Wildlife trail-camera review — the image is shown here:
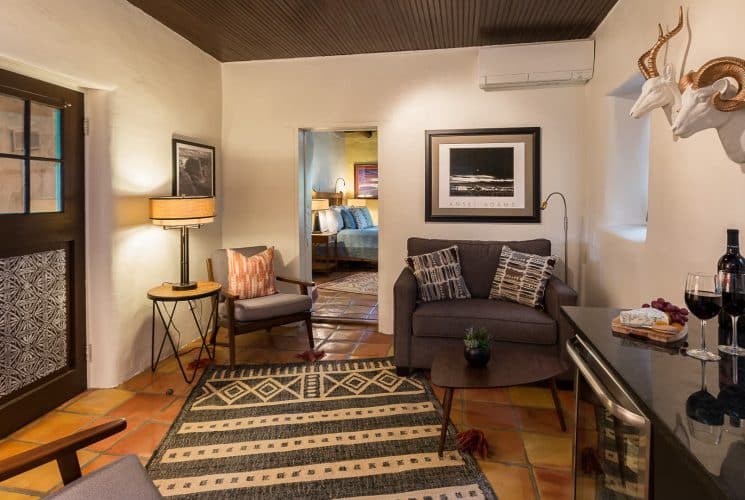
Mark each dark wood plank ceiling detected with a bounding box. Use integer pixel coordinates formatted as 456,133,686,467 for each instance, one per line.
127,0,618,62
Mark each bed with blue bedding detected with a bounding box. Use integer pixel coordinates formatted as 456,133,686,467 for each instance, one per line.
335,226,378,262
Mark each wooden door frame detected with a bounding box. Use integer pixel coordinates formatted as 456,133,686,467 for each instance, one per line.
0,68,86,436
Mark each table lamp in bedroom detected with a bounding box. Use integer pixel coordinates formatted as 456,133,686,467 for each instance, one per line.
311,198,329,233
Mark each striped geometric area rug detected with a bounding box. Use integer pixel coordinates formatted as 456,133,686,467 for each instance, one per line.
147,358,496,499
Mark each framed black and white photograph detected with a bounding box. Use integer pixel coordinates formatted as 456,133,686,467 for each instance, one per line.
425,127,540,223
172,139,215,197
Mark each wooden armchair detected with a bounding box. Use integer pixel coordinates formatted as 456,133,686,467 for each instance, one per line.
0,419,162,499
207,246,316,368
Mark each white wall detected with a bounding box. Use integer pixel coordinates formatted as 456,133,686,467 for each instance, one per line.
0,0,222,386
222,48,586,334
583,0,745,308
308,131,346,193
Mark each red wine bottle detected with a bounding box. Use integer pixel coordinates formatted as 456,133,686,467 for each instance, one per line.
718,229,745,346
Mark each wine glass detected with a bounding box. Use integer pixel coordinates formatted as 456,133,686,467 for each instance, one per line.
686,359,725,444
685,272,722,361
719,272,745,356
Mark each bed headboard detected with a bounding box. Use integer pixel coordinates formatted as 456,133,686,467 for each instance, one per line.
312,191,343,206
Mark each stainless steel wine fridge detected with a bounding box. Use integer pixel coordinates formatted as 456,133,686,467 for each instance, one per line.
567,336,652,499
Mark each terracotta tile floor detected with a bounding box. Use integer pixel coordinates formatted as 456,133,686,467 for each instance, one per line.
0,323,573,499
312,271,379,322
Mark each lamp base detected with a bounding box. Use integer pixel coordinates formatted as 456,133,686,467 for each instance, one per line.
171,281,197,291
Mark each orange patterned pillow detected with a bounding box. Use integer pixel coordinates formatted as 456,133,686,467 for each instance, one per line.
226,247,277,299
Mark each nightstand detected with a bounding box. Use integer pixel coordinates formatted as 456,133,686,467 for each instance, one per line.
312,232,338,274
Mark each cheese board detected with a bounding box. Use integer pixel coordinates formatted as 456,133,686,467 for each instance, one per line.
611,316,688,344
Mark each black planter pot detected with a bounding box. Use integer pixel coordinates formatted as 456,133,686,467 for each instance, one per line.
464,347,491,368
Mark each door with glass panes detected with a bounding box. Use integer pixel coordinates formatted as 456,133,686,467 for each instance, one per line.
0,69,85,436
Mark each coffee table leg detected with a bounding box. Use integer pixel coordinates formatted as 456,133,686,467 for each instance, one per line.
438,387,454,457
550,377,567,432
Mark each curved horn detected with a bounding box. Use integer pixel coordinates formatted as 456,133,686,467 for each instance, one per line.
647,6,684,77
638,50,651,79
678,71,695,94
691,57,745,112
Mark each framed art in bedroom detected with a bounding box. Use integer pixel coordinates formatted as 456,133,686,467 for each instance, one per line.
354,162,378,199
172,138,216,197
425,127,541,223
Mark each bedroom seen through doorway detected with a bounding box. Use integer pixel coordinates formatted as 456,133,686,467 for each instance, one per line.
299,129,379,325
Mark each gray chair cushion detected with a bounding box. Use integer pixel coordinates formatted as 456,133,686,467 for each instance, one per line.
46,455,162,500
219,292,312,322
407,238,551,299
211,246,267,293
412,298,557,345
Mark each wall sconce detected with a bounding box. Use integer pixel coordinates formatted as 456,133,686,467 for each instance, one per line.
334,177,346,193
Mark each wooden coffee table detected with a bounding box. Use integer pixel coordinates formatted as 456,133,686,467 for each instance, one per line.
431,347,567,456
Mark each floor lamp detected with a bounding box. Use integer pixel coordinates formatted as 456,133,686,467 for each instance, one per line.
540,192,568,282
149,196,216,291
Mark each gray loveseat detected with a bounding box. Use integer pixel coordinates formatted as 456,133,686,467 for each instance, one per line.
394,238,577,377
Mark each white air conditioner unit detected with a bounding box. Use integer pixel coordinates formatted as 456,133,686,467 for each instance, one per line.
478,40,595,90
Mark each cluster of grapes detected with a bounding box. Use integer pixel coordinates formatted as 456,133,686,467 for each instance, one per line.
642,298,689,325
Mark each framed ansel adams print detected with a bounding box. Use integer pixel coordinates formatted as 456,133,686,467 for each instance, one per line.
172,139,216,197
425,128,540,223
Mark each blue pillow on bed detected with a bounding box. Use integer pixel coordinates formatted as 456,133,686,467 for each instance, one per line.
351,207,371,229
359,207,374,227
338,206,356,229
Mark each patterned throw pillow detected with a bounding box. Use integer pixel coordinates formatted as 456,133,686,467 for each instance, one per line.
406,245,471,302
359,206,375,227
226,247,277,299
350,207,371,229
489,246,556,308
339,206,357,229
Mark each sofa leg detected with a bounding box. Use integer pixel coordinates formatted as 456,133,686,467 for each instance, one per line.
550,377,567,432
395,366,410,377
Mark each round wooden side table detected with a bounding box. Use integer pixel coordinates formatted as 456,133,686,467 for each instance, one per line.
147,281,221,383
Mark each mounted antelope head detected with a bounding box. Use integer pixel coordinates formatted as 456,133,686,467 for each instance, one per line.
629,7,684,123
672,57,745,163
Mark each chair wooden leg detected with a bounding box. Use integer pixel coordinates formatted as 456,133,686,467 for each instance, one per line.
550,377,567,432
57,451,82,485
305,318,315,349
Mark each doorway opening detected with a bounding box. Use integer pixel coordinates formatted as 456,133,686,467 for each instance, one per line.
299,128,378,325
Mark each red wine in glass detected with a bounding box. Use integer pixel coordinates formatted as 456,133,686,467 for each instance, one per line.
685,291,724,320
685,273,722,362
719,273,745,356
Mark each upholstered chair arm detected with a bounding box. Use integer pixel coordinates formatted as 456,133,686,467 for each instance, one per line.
544,277,578,366
0,419,126,485
276,276,315,296
394,267,418,371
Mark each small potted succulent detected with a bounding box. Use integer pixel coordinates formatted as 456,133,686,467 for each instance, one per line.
464,327,492,368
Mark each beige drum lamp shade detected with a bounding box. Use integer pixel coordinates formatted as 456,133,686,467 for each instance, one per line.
148,196,216,290
310,199,329,211
149,196,216,226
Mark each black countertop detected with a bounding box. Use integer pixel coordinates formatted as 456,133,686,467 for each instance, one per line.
563,306,745,499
